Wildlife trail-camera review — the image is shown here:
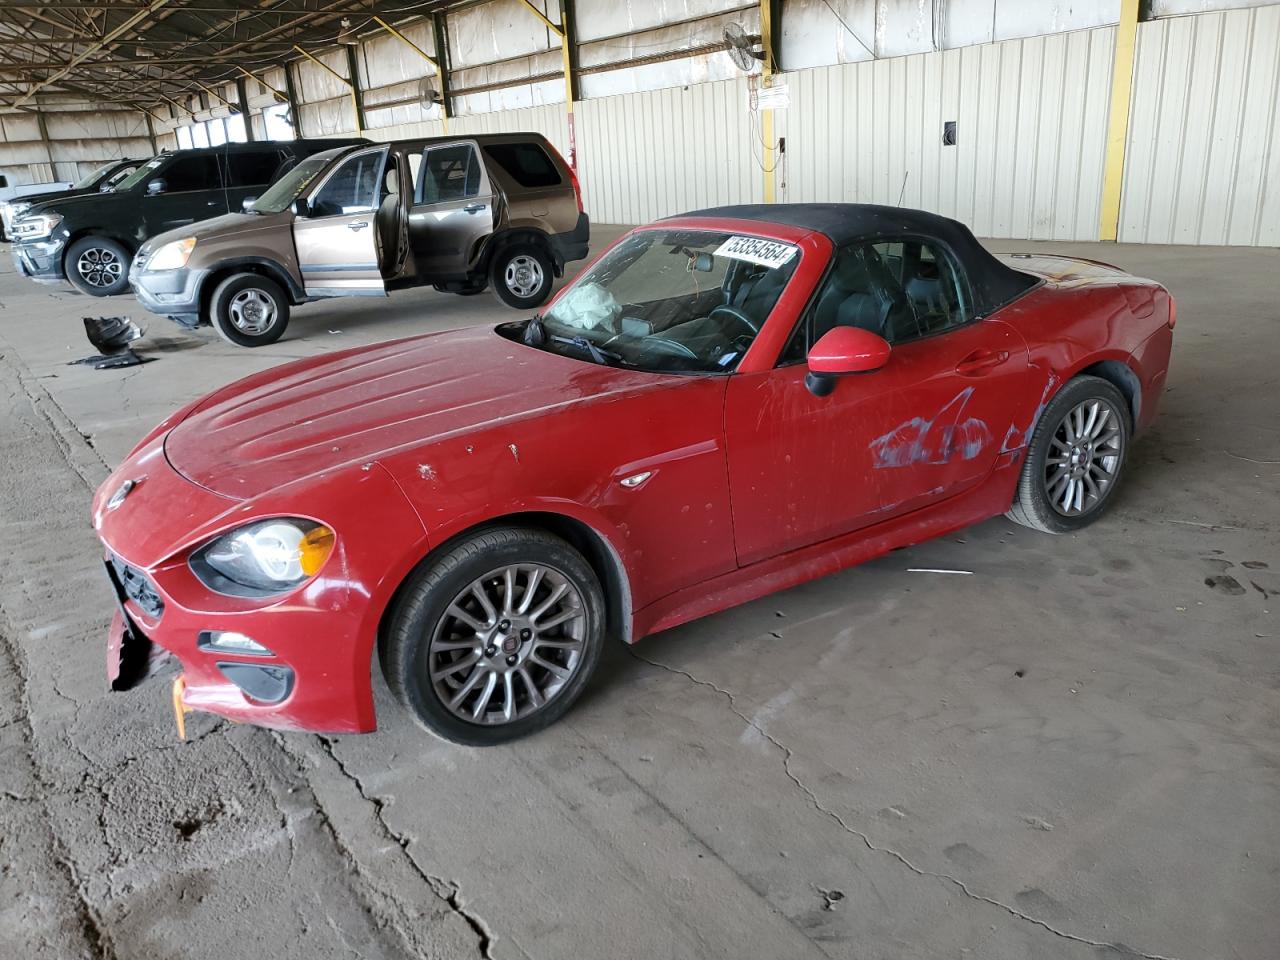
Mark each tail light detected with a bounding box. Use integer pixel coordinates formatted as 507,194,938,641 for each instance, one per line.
1167,295,1177,329
549,142,583,213
567,160,584,213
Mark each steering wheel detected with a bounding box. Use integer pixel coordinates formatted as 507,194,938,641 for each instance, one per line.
707,304,759,335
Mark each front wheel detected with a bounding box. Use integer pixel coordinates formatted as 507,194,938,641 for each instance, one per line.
66,236,131,296
490,243,554,310
1007,375,1131,534
209,273,290,347
384,527,605,745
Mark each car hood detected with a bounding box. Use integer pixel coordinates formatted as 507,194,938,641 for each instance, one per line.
164,326,670,500
141,210,291,258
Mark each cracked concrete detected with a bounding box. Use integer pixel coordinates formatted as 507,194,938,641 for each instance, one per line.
1,232,1278,959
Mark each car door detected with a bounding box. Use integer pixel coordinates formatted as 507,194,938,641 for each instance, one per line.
724,238,1029,567
293,145,389,297
140,153,225,235
407,141,495,277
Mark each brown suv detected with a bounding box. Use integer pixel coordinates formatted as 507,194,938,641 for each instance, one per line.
128,133,589,346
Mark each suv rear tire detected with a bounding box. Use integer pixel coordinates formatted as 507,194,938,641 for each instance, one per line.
209,273,290,348
490,243,554,310
66,235,131,297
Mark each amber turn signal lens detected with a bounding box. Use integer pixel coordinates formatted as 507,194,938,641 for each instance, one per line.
298,525,335,576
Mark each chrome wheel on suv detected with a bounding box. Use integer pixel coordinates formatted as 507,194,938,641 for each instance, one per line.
490,243,554,310
227,288,278,336
209,272,291,348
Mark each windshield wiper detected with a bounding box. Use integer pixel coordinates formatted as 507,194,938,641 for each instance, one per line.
550,334,622,366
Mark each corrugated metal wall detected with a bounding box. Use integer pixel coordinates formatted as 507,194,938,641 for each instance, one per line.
781,25,1116,240
1119,4,1280,245
576,77,766,224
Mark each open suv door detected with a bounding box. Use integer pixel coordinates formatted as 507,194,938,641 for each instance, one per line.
293,145,390,298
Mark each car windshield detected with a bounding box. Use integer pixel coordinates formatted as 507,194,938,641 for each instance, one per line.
514,229,800,374
114,157,166,192
251,150,340,214
73,161,119,189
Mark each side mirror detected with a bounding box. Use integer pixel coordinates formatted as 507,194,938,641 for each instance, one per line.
292,197,309,217
146,178,166,196
242,196,258,212
805,326,891,397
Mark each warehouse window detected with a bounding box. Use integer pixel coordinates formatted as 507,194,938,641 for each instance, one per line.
482,142,561,188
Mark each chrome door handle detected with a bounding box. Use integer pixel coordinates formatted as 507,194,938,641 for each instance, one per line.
348,220,370,231
463,203,486,214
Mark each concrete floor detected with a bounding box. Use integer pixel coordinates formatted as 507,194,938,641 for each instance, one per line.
0,227,1276,960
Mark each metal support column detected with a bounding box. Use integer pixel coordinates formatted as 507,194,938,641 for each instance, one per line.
433,11,453,125
35,108,57,180
1100,0,1140,241
344,44,366,135
516,0,578,170
282,60,302,138
294,45,362,136
760,0,777,203
235,76,255,141
372,14,449,132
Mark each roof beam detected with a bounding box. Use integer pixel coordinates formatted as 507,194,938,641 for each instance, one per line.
10,0,174,107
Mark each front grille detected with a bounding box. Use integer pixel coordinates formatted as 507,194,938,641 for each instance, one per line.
108,555,165,620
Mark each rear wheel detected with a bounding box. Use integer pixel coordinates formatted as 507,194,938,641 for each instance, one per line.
384,527,605,745
209,273,290,348
490,243,554,309
66,235,130,296
1007,375,1131,534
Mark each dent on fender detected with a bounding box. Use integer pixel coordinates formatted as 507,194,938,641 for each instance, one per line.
870,387,991,468
1000,369,1061,454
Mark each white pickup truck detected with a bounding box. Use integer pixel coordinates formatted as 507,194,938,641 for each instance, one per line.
0,173,76,240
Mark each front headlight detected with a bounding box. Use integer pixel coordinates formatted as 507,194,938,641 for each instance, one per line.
146,236,196,271
7,200,31,219
190,518,335,597
12,211,61,241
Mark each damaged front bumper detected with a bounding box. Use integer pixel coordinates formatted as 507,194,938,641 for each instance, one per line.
129,256,206,327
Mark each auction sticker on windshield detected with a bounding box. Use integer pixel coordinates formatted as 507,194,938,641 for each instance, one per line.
714,235,799,269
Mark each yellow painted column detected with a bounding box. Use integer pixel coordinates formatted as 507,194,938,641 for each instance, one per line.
1099,0,1140,241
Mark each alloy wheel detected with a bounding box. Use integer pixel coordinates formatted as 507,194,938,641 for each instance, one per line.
76,247,122,289
427,563,587,725
504,255,544,299
1044,398,1124,516
228,288,277,335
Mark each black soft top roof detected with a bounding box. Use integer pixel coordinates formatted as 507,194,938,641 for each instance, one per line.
679,203,1038,316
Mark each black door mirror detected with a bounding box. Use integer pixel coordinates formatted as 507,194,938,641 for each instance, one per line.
146,178,167,196
293,197,309,217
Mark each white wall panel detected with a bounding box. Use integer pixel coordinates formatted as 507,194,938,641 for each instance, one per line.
783,26,1115,240
1120,5,1280,245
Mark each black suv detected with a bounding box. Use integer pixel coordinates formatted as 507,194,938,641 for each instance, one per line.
10,139,364,296
0,158,144,241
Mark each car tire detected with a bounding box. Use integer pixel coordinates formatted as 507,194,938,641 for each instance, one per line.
65,235,131,296
209,273,290,348
384,526,606,746
490,243,554,310
1007,375,1132,534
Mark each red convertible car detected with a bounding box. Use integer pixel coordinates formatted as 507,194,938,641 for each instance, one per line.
93,204,1174,745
